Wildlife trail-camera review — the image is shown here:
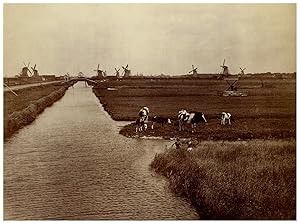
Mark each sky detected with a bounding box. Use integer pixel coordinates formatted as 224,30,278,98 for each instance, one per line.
3,3,296,77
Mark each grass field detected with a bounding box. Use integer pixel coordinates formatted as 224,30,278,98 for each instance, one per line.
93,78,295,140
151,139,296,219
4,84,68,139
4,84,63,119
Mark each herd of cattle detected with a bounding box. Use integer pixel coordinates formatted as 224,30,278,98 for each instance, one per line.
135,106,232,132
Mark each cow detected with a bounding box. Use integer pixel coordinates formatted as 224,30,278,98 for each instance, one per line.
151,116,171,129
221,112,232,125
135,118,145,132
138,106,150,131
178,109,207,131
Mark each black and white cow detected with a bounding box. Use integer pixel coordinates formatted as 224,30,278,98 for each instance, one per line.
137,106,150,131
220,112,232,125
178,109,207,131
151,116,171,129
135,118,145,132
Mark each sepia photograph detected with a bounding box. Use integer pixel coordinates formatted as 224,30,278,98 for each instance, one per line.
3,2,296,220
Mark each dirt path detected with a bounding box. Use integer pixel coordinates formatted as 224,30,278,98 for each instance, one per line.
4,81,62,92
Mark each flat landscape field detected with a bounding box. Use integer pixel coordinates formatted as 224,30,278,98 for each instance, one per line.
4,84,68,139
93,78,295,140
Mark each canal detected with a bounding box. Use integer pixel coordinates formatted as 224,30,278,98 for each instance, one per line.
4,82,198,220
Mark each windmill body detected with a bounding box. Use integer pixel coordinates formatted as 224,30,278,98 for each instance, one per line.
239,67,246,76
20,62,31,78
31,64,39,77
122,64,131,78
189,65,198,76
115,68,121,78
220,59,229,76
97,70,104,78
124,69,131,77
64,73,70,81
32,69,39,77
222,66,229,75
94,64,105,78
20,67,30,77
218,59,236,80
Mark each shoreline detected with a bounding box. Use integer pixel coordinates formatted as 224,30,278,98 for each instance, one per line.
4,84,72,139
119,121,295,141
94,95,295,141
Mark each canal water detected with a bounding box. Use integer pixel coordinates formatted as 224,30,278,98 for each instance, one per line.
4,82,198,220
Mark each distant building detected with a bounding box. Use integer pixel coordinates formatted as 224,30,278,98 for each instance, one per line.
4,77,21,86
40,75,56,81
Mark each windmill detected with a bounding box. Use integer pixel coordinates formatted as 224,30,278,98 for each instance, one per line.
20,62,32,77
31,64,39,77
189,65,198,76
64,73,70,81
122,64,131,78
94,64,104,78
220,59,229,76
115,68,121,78
239,67,246,75
216,59,247,96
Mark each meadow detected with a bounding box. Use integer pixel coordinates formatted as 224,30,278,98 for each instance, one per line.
93,77,295,140
4,84,69,139
4,84,63,119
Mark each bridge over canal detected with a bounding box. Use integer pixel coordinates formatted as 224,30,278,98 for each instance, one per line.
62,77,99,87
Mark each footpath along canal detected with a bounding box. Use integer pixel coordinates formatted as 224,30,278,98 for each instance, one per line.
4,82,198,220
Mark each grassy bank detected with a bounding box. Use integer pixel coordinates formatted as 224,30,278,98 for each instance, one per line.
4,84,64,118
150,140,296,219
4,84,70,139
119,119,295,140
